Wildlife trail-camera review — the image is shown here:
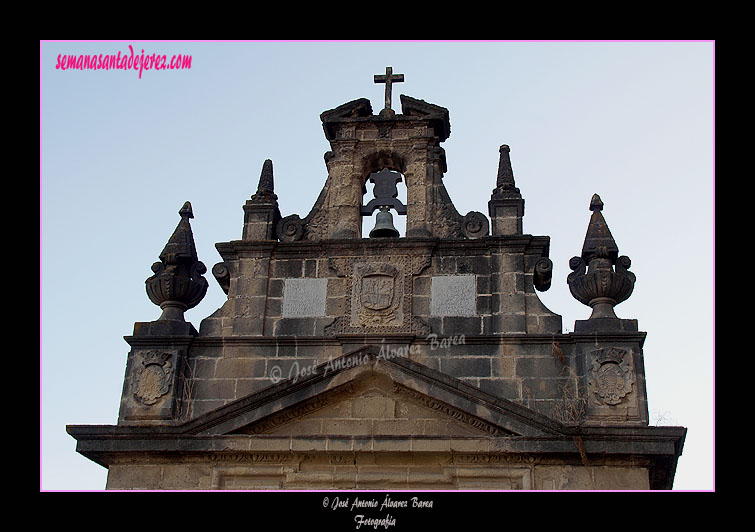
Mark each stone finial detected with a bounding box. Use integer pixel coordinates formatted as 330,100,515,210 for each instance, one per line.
567,194,635,321
581,193,618,262
250,159,278,204
243,160,282,241
145,201,208,321
491,145,521,199
488,144,524,235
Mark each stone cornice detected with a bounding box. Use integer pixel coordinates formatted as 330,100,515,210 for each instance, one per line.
213,234,551,261
66,429,686,490
188,333,647,347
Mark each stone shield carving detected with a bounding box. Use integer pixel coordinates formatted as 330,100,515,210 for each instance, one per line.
588,347,634,406
360,274,395,311
325,254,431,336
133,350,174,406
353,263,402,326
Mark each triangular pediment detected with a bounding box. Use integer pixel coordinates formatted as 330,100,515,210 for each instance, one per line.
181,347,566,439
230,371,507,437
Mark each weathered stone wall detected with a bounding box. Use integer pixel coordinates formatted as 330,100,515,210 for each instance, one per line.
119,227,648,432
153,235,648,427
105,452,650,490
174,336,647,426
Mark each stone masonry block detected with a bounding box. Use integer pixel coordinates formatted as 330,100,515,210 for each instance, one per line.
234,378,270,398
352,396,396,418
268,279,284,297
107,464,163,490
478,378,521,399
441,357,492,378
442,317,483,336
192,379,236,401
214,358,266,379
274,318,316,336
516,356,566,378
520,377,569,400
273,259,303,278
413,276,431,294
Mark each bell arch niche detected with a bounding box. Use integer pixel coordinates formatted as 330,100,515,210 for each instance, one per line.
360,151,408,238
275,94,488,242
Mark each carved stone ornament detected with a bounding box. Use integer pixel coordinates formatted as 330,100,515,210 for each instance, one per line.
463,211,490,239
277,214,305,242
353,262,403,327
587,347,635,406
145,202,208,321
133,350,174,406
533,257,553,292
325,255,431,336
567,195,635,319
212,262,230,295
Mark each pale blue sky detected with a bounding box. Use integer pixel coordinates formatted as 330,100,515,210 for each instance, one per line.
40,40,714,491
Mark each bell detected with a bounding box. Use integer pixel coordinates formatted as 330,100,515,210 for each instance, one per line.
369,207,400,238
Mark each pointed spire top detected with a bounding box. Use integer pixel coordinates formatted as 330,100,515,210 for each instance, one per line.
497,145,514,185
491,144,521,199
179,201,194,219
258,159,274,194
160,201,199,263
589,193,604,212
146,201,208,320
251,159,278,203
581,193,618,262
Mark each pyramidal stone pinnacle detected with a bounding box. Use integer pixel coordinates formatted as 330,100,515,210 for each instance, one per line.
492,144,521,198
581,193,618,262
251,159,277,203
179,200,194,218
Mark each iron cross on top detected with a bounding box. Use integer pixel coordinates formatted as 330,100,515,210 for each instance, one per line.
374,66,404,115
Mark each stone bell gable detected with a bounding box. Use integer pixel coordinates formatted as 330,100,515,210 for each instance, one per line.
277,93,484,242
67,68,685,490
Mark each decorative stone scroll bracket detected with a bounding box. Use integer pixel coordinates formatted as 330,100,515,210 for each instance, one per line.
276,184,329,242
462,211,490,239
533,257,553,292
212,262,231,295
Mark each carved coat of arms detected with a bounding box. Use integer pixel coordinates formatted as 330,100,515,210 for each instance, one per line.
588,347,635,406
360,274,395,310
352,262,403,327
132,350,173,406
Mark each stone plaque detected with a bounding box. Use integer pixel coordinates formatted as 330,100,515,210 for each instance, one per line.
431,275,476,316
282,278,328,317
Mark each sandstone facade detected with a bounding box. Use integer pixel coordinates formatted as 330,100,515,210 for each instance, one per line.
68,71,685,490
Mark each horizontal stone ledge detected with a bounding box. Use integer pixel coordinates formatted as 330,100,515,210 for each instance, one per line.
191,337,345,347
69,432,685,460
215,235,551,255
124,334,197,347
191,333,635,347
192,334,624,347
